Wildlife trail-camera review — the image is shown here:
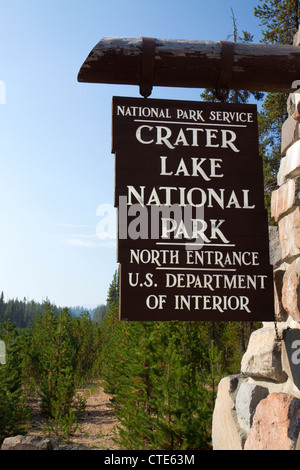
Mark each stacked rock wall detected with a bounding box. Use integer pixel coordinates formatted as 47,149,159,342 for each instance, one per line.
212,29,300,451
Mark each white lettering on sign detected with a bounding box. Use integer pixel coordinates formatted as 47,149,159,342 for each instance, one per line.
135,125,240,152
165,273,267,290
177,109,205,121
161,218,230,243
174,294,251,313
209,110,254,123
113,97,273,321
160,156,224,179
126,185,255,210
117,105,171,119
129,249,260,268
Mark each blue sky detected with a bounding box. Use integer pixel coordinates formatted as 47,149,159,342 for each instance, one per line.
0,0,265,308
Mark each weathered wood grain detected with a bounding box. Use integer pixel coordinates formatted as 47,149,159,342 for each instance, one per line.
78,37,300,93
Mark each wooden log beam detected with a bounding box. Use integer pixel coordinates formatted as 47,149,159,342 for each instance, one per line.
77,37,300,94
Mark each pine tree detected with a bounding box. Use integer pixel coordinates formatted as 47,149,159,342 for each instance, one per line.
92,304,107,325
28,302,85,436
107,270,119,306
102,319,213,450
36,305,75,417
201,10,264,104
254,1,300,220
72,311,101,384
100,271,261,450
254,0,299,45
0,321,30,442
258,93,288,219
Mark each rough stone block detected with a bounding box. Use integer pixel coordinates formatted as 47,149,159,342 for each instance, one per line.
278,207,300,262
269,225,282,268
287,91,300,118
282,257,300,323
241,326,288,383
1,435,53,450
297,433,300,450
278,140,300,186
287,94,295,117
212,375,246,450
271,177,300,222
244,393,300,450
235,383,269,432
282,329,300,391
273,264,288,322
294,102,300,122
277,156,287,187
281,117,300,156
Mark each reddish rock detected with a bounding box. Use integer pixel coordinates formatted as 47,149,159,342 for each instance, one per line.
244,393,300,450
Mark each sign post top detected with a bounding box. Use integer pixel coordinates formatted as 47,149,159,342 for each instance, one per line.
78,37,299,94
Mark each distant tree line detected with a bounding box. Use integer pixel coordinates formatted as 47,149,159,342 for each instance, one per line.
0,291,107,329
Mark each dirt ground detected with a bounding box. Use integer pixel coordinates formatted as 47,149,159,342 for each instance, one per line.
28,381,121,450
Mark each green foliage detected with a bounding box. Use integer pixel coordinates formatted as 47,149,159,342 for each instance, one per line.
0,293,59,329
0,293,103,440
201,12,278,220
0,269,260,448
107,270,119,306
99,293,256,450
0,322,30,442
0,292,5,324
254,0,300,222
92,304,107,325
37,305,77,419
200,13,264,105
15,301,101,438
254,0,300,45
202,4,299,222
72,311,102,383
29,302,102,436
258,93,288,221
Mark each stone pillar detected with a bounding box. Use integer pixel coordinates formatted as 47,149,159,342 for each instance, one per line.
212,28,300,451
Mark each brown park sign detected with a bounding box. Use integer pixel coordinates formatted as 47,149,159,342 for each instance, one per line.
112,96,274,321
